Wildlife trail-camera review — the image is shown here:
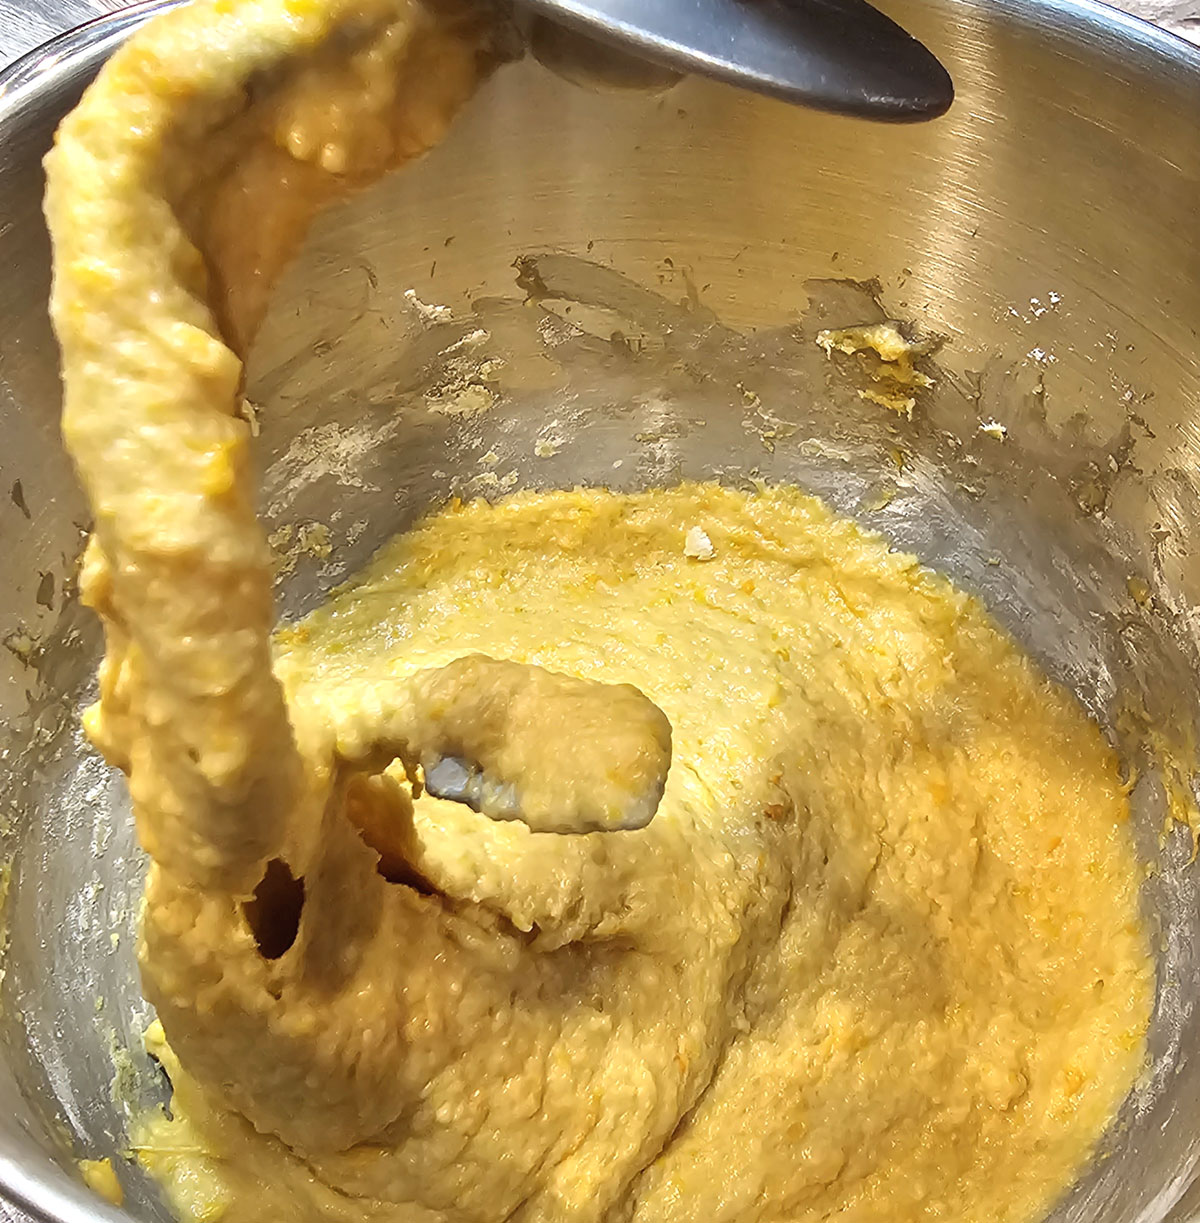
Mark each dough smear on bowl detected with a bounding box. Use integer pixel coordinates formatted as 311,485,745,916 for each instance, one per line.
43,1,1153,1222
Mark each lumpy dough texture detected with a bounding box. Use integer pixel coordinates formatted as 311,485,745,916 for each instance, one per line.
135,483,1152,1223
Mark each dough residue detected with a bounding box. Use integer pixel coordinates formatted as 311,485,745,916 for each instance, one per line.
78,1157,124,1207
817,321,934,419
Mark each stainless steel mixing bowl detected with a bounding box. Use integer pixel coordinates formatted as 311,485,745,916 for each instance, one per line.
4,2,1200,1221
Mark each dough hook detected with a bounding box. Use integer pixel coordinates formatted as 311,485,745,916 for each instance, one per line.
522,0,954,121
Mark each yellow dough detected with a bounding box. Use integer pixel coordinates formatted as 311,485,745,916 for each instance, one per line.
42,1,1152,1221
131,482,1151,1223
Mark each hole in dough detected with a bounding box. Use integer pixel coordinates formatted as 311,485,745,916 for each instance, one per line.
244,858,306,959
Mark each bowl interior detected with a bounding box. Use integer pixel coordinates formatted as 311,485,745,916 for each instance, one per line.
4,3,1200,1221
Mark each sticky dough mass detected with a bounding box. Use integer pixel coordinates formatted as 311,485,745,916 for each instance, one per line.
133,483,1150,1223
42,2,1151,1222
